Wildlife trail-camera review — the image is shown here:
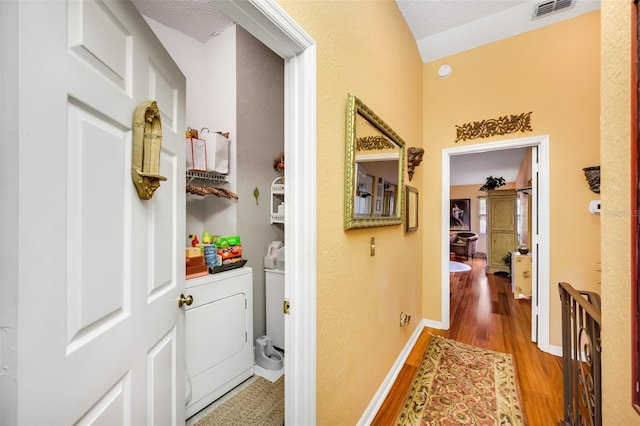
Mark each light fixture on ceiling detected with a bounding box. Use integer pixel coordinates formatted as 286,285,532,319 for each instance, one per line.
438,64,452,78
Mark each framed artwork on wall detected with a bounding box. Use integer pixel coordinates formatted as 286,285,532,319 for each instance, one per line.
450,198,470,231
405,185,418,233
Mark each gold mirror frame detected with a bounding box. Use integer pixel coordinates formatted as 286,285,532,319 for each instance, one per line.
345,93,405,230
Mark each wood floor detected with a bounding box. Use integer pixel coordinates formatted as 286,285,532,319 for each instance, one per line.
371,256,563,426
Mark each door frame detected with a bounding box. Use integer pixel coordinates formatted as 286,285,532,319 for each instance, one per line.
211,1,317,424
0,1,20,423
441,135,552,354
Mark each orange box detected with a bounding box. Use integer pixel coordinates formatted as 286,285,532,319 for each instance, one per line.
186,264,208,275
186,262,208,280
217,245,242,261
186,256,204,266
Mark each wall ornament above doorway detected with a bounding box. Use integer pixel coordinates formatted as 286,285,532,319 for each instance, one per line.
455,112,533,142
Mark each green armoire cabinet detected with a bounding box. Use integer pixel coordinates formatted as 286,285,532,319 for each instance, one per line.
487,189,517,274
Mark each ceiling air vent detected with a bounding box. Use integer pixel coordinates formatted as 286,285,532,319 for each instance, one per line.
532,0,575,19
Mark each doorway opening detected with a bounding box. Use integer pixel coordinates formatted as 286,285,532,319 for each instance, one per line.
136,2,318,424
193,4,318,425
442,136,552,354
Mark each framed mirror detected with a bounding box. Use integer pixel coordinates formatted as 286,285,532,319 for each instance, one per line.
345,93,406,230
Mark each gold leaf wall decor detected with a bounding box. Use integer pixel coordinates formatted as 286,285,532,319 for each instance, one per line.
455,112,533,142
356,135,396,151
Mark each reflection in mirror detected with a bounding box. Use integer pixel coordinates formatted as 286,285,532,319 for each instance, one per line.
345,93,405,230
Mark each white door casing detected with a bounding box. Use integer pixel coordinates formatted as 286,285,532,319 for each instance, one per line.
441,136,551,353
2,0,186,424
213,2,318,424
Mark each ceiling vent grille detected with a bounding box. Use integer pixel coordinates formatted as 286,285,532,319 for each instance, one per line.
532,0,575,19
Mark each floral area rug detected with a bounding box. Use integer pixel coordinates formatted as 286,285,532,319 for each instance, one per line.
396,336,526,426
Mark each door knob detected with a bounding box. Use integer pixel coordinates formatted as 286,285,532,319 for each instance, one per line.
178,294,193,308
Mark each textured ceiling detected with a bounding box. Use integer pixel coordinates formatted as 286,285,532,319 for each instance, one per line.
397,0,530,40
132,0,601,61
450,148,529,186
396,0,600,62
132,0,234,43
131,0,599,186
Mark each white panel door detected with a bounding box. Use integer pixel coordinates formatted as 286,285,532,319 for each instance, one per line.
15,1,185,424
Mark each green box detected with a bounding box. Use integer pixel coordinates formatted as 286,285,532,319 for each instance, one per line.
215,235,241,247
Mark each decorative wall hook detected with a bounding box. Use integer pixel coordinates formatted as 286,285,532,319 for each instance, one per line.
131,100,166,200
583,166,600,193
407,147,424,181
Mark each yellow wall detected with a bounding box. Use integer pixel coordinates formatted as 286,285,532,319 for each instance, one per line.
277,1,423,423
515,148,533,189
422,12,602,345
275,2,638,423
600,1,637,423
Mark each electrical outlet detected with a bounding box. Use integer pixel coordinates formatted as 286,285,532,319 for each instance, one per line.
400,312,411,326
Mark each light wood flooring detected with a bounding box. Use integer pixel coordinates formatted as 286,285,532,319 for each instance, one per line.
371,256,563,426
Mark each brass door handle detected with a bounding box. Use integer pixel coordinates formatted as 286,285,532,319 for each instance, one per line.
178,294,193,308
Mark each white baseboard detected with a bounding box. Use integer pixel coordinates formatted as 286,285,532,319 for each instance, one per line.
545,344,562,357
357,319,428,425
423,318,448,330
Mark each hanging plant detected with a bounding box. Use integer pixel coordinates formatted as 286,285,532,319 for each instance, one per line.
479,176,506,191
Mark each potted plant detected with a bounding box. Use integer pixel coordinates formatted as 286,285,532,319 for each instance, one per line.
479,176,506,191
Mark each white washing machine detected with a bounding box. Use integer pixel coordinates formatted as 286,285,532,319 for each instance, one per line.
265,268,285,350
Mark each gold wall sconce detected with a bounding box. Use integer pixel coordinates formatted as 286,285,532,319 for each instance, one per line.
131,100,166,200
407,147,424,181
583,166,600,193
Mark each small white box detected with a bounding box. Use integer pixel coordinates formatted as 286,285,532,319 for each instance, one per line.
186,137,206,171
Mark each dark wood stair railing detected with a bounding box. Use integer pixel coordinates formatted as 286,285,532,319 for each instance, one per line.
558,282,602,426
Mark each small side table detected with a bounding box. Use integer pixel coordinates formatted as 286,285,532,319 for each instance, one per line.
511,252,532,299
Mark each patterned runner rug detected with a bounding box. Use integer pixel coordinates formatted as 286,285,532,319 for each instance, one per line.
396,336,526,425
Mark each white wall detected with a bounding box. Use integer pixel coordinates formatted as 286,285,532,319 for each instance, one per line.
144,17,237,239
235,25,285,338
143,17,285,341
200,27,239,236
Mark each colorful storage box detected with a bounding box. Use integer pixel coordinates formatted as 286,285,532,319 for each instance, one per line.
215,235,241,248
186,256,204,266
